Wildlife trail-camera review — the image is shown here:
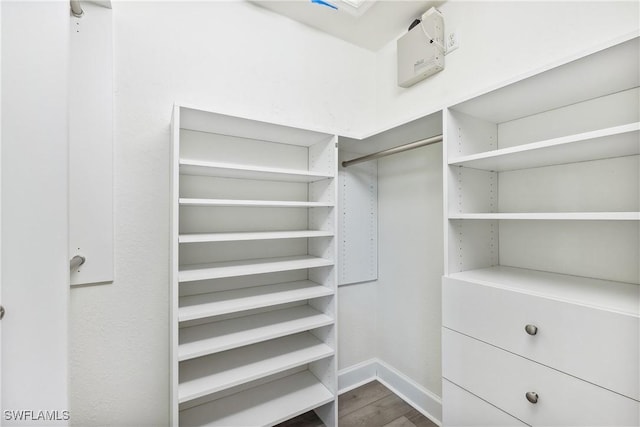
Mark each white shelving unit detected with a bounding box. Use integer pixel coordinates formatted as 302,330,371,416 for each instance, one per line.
445,36,640,279
442,35,640,425
171,105,338,426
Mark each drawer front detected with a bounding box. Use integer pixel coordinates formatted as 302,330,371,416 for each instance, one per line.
442,276,639,400
443,328,640,427
443,379,528,427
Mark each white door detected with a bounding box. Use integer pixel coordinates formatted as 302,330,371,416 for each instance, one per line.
1,1,70,425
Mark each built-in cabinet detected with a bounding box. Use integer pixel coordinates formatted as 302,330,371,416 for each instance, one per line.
170,106,338,426
442,35,640,425
168,34,639,427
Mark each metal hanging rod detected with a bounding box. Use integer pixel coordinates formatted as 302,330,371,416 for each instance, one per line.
70,0,84,18
341,134,443,167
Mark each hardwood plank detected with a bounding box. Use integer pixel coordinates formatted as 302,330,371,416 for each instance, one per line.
276,410,324,427
339,394,414,427
338,380,393,418
277,380,439,427
383,416,417,427
405,408,439,427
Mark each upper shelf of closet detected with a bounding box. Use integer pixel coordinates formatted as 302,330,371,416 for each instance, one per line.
446,36,639,175
448,123,639,171
450,37,639,125
176,104,335,184
178,105,332,147
450,212,640,221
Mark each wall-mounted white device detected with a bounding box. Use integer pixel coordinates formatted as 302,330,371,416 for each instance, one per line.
397,7,444,88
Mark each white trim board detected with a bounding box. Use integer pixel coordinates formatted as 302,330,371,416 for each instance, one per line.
338,359,442,426
337,359,379,393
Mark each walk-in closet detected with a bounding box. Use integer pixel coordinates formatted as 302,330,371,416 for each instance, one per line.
1,1,638,426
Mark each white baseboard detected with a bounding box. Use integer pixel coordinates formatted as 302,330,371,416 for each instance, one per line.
337,358,378,393
338,358,442,426
375,360,442,426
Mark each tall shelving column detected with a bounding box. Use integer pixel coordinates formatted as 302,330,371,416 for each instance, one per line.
441,34,640,426
171,106,338,427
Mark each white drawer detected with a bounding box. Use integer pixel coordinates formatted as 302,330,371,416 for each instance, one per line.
443,276,639,400
443,379,528,427
443,328,639,427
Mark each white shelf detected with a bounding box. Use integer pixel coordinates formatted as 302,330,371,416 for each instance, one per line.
448,123,640,171
450,37,639,123
179,198,334,208
449,212,640,221
447,266,640,316
179,280,333,323
179,255,334,283
179,370,334,427
178,305,333,361
178,333,333,403
179,230,333,243
179,159,333,182
179,105,332,147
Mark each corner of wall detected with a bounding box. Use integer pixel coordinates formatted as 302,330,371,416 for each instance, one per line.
338,358,443,426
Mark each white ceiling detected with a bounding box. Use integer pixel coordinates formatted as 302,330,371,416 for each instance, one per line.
248,0,444,51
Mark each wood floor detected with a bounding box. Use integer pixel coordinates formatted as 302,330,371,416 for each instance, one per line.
276,381,438,427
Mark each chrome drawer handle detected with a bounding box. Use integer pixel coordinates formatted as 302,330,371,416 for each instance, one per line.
525,324,538,335
526,391,539,404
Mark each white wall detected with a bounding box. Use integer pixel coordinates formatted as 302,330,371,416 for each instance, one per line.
338,282,377,368
68,2,375,425
372,1,640,133
376,143,443,395
371,0,639,399
1,1,70,422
